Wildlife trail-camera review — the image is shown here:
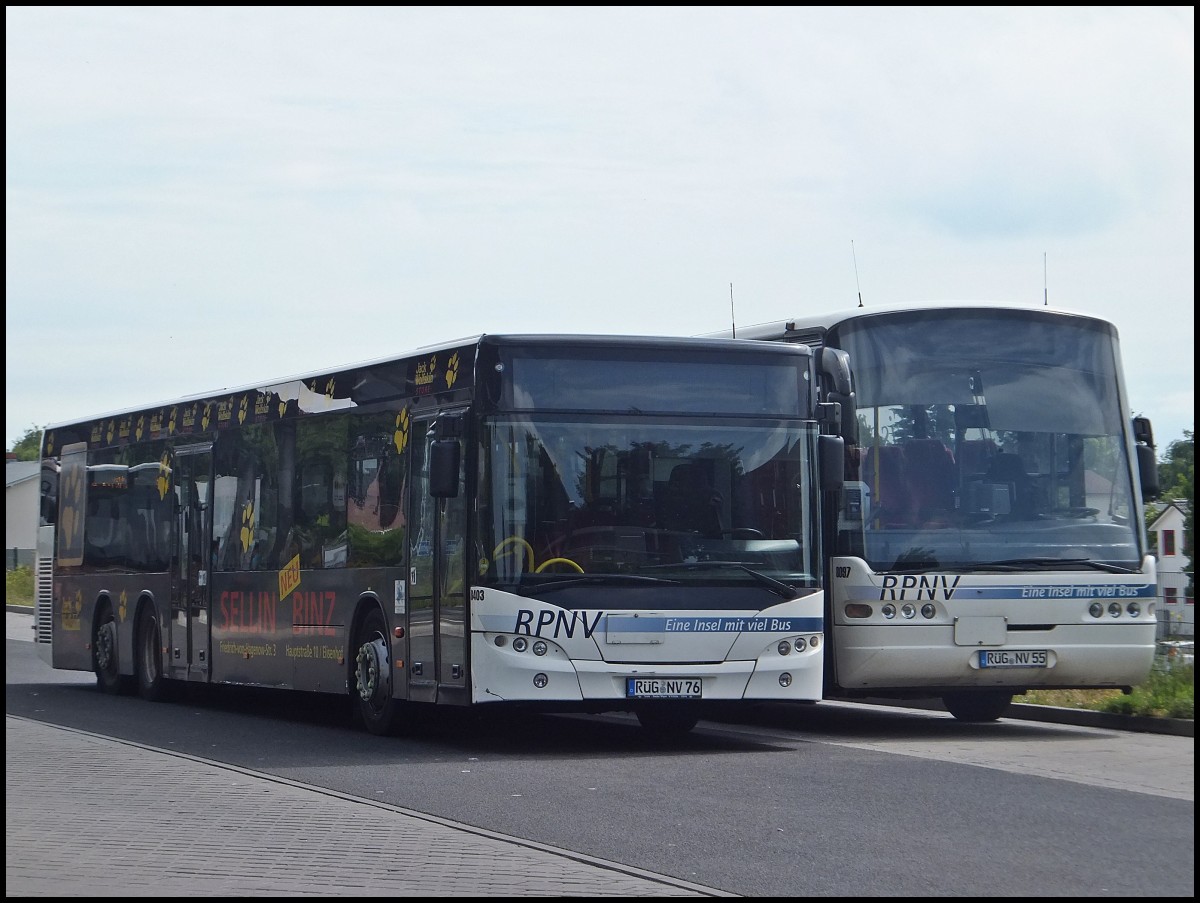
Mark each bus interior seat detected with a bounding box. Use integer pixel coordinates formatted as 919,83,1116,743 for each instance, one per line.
861,445,914,527
903,438,956,523
985,453,1036,518
957,438,997,478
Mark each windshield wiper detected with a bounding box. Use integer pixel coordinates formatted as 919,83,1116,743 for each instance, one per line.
955,558,1137,574
519,574,682,595
650,561,802,600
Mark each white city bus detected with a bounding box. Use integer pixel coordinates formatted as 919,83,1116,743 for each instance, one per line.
35,333,844,735
709,302,1160,721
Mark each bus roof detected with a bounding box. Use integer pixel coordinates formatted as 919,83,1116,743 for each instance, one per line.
40,332,812,443
703,299,1118,342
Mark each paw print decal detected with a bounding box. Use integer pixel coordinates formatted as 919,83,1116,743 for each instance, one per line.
118,589,128,622
238,394,250,424
156,453,171,500
394,408,410,455
60,464,84,551
446,351,460,388
240,502,255,553
62,589,83,631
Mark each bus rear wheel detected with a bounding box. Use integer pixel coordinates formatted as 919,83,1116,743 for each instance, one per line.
136,605,169,702
93,604,133,696
942,690,1013,722
354,608,402,736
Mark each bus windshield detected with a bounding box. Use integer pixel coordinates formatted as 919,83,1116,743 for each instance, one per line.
478,416,821,595
834,308,1143,571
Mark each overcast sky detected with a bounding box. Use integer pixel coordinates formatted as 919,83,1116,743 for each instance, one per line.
6,6,1194,453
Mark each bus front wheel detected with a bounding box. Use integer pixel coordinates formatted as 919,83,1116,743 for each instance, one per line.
942,690,1013,722
354,608,402,736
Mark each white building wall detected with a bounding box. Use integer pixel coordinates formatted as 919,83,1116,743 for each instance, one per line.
5,463,39,568
1151,503,1193,638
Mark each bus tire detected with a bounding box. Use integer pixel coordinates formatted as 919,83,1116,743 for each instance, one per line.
635,704,700,736
93,603,133,696
942,690,1013,722
136,604,169,702
353,607,402,736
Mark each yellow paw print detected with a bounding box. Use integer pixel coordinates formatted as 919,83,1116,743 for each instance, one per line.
156,453,171,500
394,408,410,455
240,502,255,553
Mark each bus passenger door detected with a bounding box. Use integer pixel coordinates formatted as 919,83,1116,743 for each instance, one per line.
171,445,212,682
407,415,468,704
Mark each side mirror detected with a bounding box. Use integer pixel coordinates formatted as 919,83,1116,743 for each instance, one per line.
818,347,857,444
1132,416,1158,501
819,435,845,493
1137,444,1159,501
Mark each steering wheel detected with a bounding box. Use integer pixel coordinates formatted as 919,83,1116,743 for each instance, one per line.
492,536,535,570
535,557,584,574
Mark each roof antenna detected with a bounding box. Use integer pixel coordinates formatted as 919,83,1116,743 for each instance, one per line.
730,282,736,337
1043,252,1048,306
851,240,864,307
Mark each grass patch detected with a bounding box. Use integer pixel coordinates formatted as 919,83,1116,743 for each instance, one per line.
1020,662,1194,719
6,566,34,606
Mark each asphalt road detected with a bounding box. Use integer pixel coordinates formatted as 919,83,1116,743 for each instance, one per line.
6,609,1193,897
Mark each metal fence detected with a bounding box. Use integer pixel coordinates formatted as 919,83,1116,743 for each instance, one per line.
6,548,35,570
1157,607,1195,640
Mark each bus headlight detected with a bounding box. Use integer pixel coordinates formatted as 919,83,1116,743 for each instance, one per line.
513,637,529,652
901,603,916,619
921,604,936,619
1089,602,1105,619
794,636,807,652
777,640,792,656
533,673,548,688
882,604,897,619
778,672,792,687
1108,602,1121,618
532,640,548,656
1126,602,1141,617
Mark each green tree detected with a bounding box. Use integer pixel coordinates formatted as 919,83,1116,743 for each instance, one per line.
9,425,42,461
1158,429,1194,502
1149,429,1194,596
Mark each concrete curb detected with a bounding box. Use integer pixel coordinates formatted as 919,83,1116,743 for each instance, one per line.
851,694,1194,737
1006,702,1193,736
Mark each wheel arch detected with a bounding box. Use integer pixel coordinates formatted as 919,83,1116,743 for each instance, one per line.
132,592,165,661
346,592,390,689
